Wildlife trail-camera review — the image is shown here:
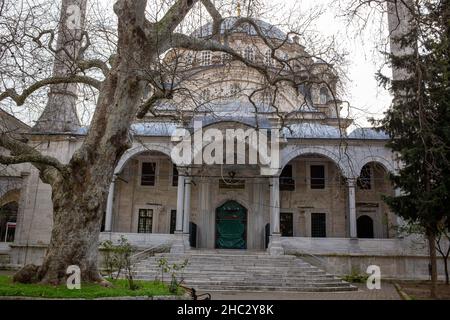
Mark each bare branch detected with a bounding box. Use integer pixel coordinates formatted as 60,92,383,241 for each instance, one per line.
0,75,102,106
0,133,66,184
136,90,173,119
201,0,223,39
157,0,198,35
77,59,110,76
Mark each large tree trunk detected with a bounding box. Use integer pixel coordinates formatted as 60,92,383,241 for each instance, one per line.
14,0,199,285
38,177,108,284
14,0,152,285
427,233,438,298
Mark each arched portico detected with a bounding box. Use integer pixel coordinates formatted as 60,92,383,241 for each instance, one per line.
280,145,355,178
104,142,184,234
357,156,396,176
114,143,174,175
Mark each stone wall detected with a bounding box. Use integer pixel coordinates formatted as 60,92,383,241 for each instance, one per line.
282,237,450,280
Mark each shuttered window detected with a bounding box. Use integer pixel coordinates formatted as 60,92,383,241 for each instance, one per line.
310,165,325,189
141,162,156,186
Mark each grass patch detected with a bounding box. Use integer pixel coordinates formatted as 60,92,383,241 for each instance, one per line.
0,275,182,299
341,272,369,284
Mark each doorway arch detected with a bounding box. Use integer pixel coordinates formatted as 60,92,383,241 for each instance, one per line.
215,200,248,249
357,215,374,239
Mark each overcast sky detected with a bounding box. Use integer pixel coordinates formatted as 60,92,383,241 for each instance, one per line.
4,0,393,129
271,0,393,128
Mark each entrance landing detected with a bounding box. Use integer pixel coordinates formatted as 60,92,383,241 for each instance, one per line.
133,251,357,292
187,249,268,255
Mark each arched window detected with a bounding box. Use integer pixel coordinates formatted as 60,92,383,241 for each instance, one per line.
244,47,254,62
201,51,212,66
264,49,273,66
221,52,232,64
262,91,273,107
319,87,330,104
0,202,18,242
358,164,372,190
201,88,211,101
185,52,194,65
357,215,374,238
230,83,241,95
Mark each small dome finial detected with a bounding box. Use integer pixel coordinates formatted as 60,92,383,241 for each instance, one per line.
237,1,241,17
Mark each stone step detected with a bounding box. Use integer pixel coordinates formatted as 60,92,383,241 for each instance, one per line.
189,285,357,292
135,266,320,273
134,271,327,279
131,252,356,292
134,272,339,280
139,262,312,268
182,280,351,287
135,277,345,285
152,254,298,261
144,258,303,264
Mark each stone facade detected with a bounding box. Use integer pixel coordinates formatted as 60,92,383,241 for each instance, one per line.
1,15,446,280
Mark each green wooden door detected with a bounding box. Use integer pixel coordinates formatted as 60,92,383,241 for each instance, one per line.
215,201,247,249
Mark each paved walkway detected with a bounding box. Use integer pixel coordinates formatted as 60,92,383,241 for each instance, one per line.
200,283,401,300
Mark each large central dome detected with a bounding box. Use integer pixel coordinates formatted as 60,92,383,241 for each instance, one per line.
191,17,288,41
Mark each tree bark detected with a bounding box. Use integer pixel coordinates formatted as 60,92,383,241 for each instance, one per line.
38,187,105,284
17,0,152,285
12,0,220,285
427,233,438,298
444,257,449,285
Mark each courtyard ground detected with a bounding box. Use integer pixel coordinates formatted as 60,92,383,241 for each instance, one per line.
397,281,450,300
198,283,402,300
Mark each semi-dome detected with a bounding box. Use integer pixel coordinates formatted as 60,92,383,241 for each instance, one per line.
191,17,288,41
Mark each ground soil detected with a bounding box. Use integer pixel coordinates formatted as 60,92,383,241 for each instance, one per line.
398,281,450,300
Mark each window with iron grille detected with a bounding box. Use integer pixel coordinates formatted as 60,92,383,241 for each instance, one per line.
222,52,232,64
201,51,211,66
172,165,179,187
138,209,153,233
280,165,295,191
170,210,177,234
264,49,274,66
357,165,372,190
310,165,325,189
280,213,294,237
141,162,156,186
244,47,255,62
311,213,326,237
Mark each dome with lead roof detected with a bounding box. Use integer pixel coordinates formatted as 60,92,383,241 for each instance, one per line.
191,17,289,41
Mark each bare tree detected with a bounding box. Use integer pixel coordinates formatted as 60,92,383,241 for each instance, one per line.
0,0,346,284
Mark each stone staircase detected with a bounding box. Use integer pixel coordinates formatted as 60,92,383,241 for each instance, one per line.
133,250,357,292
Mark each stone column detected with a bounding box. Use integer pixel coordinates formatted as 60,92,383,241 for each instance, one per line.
104,175,117,232
268,177,284,255
175,175,185,232
270,177,280,234
183,177,192,233
198,179,212,248
347,178,357,238
171,174,186,254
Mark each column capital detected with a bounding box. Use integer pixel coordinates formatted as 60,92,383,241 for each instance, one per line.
347,178,357,187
